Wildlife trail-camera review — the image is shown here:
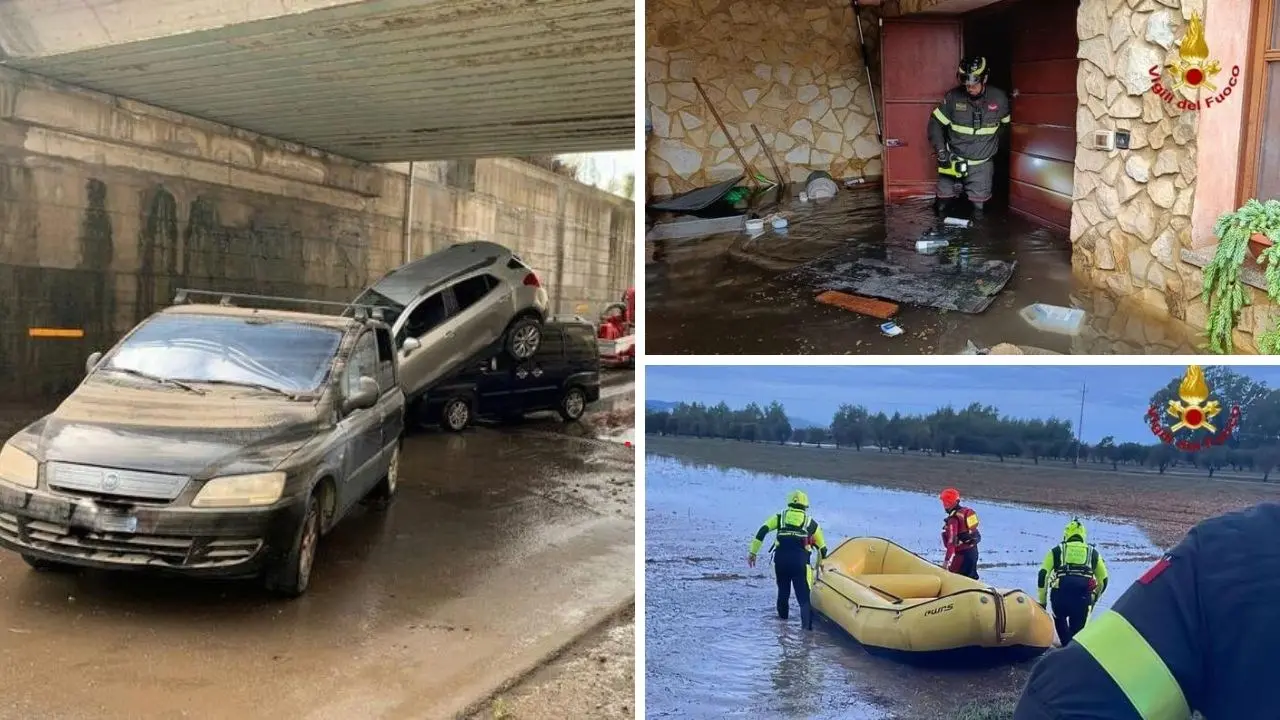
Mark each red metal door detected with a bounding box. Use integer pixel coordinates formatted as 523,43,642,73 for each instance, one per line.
1007,0,1078,230
880,18,964,203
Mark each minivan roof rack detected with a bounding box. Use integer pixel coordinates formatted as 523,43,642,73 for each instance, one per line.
171,288,387,323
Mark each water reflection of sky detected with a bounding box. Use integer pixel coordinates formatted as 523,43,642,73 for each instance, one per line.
645,456,1161,720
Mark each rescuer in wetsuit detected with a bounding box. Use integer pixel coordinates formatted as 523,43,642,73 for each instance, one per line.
1014,502,1280,719
927,55,1012,216
1037,518,1110,646
748,490,828,630
940,487,981,579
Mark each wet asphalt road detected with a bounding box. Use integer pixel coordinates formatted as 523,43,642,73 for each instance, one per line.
0,372,634,720
644,455,1159,720
646,186,1202,355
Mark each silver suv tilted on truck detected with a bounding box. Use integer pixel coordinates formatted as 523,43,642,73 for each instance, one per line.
0,290,405,597
350,241,551,405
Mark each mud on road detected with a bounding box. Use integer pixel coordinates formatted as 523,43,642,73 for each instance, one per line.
0,374,635,720
646,435,1280,548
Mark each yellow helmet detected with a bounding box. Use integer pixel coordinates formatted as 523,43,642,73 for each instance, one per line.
1063,518,1087,542
787,490,809,508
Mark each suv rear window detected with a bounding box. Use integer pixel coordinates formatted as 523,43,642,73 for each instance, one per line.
564,325,595,348
539,325,565,358
452,274,497,312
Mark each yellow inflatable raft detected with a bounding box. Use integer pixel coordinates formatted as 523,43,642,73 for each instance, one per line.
811,537,1054,664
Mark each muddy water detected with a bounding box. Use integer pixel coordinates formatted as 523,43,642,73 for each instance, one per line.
644,456,1161,720
645,187,1202,355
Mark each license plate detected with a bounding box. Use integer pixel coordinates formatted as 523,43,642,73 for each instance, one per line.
94,511,138,534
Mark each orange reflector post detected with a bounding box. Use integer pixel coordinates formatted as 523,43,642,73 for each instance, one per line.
28,328,85,339
815,291,898,319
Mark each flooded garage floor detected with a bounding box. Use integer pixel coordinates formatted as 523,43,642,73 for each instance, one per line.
0,376,635,720
645,187,1203,355
644,456,1160,720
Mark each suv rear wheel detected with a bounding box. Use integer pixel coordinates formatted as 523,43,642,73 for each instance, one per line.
442,396,472,432
559,386,587,422
506,316,542,360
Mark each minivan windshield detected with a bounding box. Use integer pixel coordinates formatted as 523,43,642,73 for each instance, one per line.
102,314,344,394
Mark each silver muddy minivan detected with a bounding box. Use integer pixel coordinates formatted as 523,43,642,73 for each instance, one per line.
351,241,550,402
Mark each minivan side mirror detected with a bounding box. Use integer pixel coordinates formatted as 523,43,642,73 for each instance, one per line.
85,351,103,375
343,376,379,414
402,337,422,356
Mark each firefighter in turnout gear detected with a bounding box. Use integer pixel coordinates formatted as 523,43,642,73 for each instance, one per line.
1037,518,1110,646
940,488,981,579
927,55,1012,215
1015,502,1280,719
748,490,828,630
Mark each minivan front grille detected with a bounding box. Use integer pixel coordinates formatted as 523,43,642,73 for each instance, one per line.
47,462,188,502
0,513,262,568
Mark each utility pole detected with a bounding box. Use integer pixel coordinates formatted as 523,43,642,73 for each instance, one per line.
1075,382,1087,467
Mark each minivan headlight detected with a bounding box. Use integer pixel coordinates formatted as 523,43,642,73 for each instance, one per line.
0,444,38,489
192,472,286,508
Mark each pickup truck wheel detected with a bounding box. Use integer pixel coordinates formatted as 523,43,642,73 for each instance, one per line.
506,316,542,360
442,397,472,432
22,554,75,572
264,492,321,598
559,386,587,421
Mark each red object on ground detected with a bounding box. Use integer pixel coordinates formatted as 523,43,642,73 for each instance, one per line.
598,287,635,367
815,290,898,319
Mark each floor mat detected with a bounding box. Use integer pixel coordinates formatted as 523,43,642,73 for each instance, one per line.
647,176,743,213
788,247,1017,314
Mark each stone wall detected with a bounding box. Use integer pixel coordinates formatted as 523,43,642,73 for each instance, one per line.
0,68,634,403
645,0,883,196
1068,0,1205,339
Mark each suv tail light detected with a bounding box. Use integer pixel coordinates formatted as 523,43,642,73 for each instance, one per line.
523,272,541,288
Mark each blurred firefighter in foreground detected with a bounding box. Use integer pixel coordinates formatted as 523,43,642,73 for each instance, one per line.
940,487,981,579
1037,518,1110,646
1015,502,1280,719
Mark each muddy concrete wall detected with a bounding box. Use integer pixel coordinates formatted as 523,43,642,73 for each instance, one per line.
403,159,635,317
645,0,883,196
0,68,634,404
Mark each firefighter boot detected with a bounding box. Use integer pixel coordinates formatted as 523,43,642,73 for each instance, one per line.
800,603,814,631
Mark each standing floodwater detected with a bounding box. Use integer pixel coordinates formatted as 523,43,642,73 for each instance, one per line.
644,456,1161,719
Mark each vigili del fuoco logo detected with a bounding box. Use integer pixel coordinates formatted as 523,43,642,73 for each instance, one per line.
1147,12,1241,112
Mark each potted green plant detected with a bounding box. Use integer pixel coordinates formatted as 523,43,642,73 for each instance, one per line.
1203,198,1280,353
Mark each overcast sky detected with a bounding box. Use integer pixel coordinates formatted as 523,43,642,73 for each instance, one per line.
646,365,1280,444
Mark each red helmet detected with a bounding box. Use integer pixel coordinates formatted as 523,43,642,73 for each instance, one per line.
940,487,961,508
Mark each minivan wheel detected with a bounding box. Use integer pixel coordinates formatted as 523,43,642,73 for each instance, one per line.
442,397,472,432
559,386,587,422
368,442,400,509
506,316,542,360
264,492,321,598
22,554,75,572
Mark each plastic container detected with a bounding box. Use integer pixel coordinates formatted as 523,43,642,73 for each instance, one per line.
916,239,949,253
944,216,972,228
745,218,765,233
771,216,789,230
804,170,839,200
880,321,905,337
1019,303,1086,335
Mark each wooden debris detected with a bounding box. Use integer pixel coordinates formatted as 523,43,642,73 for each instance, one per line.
815,290,899,319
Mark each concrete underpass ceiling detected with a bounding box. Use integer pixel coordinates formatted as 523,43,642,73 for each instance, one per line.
0,0,634,162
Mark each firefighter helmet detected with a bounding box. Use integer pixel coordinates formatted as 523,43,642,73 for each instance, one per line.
958,55,989,85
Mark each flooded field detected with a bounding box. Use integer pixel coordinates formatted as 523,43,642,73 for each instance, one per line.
644,455,1160,719
645,187,1202,355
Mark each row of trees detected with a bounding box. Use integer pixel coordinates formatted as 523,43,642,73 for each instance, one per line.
645,367,1280,480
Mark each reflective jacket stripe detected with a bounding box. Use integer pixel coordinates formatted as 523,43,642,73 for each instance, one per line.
950,124,1000,136
932,107,951,125
1074,610,1191,720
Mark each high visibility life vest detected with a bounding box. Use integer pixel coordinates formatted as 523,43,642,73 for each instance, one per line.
777,508,810,540
1074,610,1191,720
1054,540,1099,580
